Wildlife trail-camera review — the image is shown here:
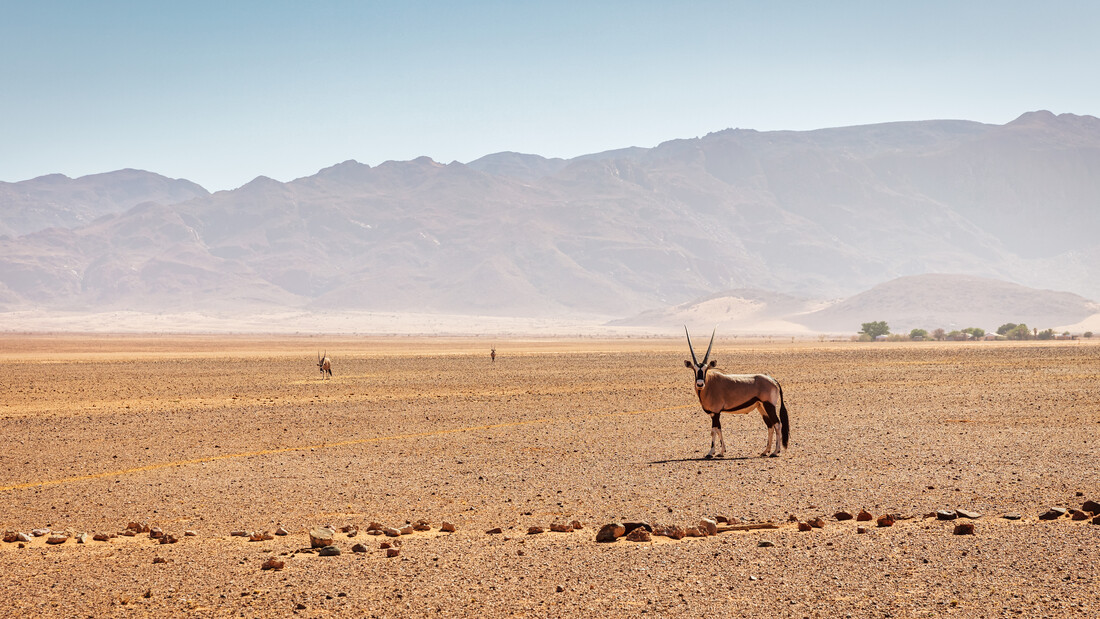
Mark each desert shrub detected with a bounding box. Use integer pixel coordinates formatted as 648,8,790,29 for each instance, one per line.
1036,329,1055,340
909,328,929,340
859,321,890,338
997,323,1018,336
1085,331,1094,339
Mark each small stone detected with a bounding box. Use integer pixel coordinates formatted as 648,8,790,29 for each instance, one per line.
16,532,32,543
346,528,359,538
1070,509,1089,521
571,520,584,530
149,527,164,539
956,509,982,519
527,526,544,535
685,527,705,537
250,531,273,542
120,529,136,537
876,515,895,528
274,527,288,536
340,524,355,533
595,523,625,543
953,522,975,535
386,548,400,558
757,540,775,547
152,557,167,564
352,543,367,553
623,522,652,534
413,520,432,531
295,603,307,610
856,509,873,522
550,523,573,533
727,517,742,525
230,530,248,537
808,517,825,529
318,545,341,557
310,527,336,548
486,527,503,535
46,534,68,545
936,510,957,520
440,522,456,533
556,585,564,593
1002,513,1022,520
398,525,414,536
2,531,18,543
1092,515,1100,525
367,522,383,531
380,541,391,549
856,526,868,534
31,528,50,537
184,530,197,537
1082,500,1100,514
383,528,401,537
834,511,853,521
797,522,812,532
625,527,651,542
93,532,111,542
1039,507,1067,521
126,522,146,533
699,518,718,536
261,557,285,570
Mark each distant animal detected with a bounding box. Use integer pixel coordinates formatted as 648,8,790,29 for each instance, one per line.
317,351,332,379
490,348,496,363
684,327,789,458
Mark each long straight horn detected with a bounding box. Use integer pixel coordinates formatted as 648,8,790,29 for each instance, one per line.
684,325,699,366
701,327,716,365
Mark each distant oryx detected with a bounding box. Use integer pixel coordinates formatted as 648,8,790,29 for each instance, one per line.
684,327,789,458
490,348,496,363
317,351,332,380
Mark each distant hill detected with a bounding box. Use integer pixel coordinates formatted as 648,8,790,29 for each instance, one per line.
1,111,1099,322
0,169,209,237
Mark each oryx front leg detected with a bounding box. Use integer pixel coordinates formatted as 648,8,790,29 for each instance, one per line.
768,421,783,457
705,412,725,459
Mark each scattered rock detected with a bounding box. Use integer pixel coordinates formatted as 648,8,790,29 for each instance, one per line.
46,534,68,545
340,524,355,533
527,526,544,535
295,603,307,610
856,526,868,534
856,509,873,522
15,532,32,543
727,517,742,525
1082,500,1100,514
556,585,564,593
595,523,625,543
808,517,825,529
623,522,652,534
662,525,686,540
876,515,895,528
352,543,367,553
383,528,402,537
788,514,799,522
261,557,285,570
936,510,958,521
184,530,197,537
699,518,718,536
685,527,705,537
486,527,503,535
413,520,432,531
571,520,583,530
93,532,111,542
2,531,18,543
757,540,775,547
953,522,975,535
346,528,359,538
1070,509,1090,521
367,522,383,531
397,525,413,535
318,545,341,557
440,522,456,533
834,511,853,521
386,548,400,558
1092,515,1100,525
250,531,273,542
229,530,248,537
956,509,982,519
380,541,391,549
152,557,166,564
625,527,651,542
1002,513,1022,520
159,534,178,544
127,522,148,533
1039,507,1067,521
274,527,288,536
550,523,573,533
149,527,164,539
309,527,336,548
31,528,50,537
715,515,728,523
797,522,812,532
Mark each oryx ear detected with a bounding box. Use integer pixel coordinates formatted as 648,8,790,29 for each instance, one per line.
708,359,717,368
684,359,694,368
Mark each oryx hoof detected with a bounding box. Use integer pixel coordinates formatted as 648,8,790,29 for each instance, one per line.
714,454,724,459
768,453,779,458
703,454,713,460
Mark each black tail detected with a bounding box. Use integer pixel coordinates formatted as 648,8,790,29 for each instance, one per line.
778,380,789,448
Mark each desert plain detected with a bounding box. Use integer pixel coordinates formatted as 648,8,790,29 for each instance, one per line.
0,334,1097,618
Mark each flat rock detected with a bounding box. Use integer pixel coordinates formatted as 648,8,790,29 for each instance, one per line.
318,545,341,557
834,511,853,521
31,528,50,537
808,517,825,529
310,527,336,548
383,528,401,537
440,522,456,533
398,525,414,535
625,527,651,542
352,543,367,553
956,509,982,519
550,523,573,533
92,532,111,542
757,540,775,547
1082,499,1100,514
274,527,288,536
663,525,686,540
386,548,400,558
936,510,958,520
1002,513,1022,520
46,534,68,545
184,530,198,537
527,526,544,535
261,557,285,570
685,527,705,537
486,527,503,535
1039,507,1067,520
413,520,432,531
953,522,975,535
1069,509,1089,521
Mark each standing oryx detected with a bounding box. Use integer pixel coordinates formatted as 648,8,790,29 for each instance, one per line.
317,351,332,380
684,327,789,458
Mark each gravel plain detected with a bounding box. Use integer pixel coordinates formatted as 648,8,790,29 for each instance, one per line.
1,334,1098,617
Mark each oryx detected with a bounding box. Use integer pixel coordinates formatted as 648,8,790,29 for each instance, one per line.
684,327,789,458
317,351,332,379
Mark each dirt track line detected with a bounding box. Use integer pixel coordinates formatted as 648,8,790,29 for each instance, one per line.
0,403,695,493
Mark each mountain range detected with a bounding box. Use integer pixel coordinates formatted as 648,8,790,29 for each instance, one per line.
1,110,1098,332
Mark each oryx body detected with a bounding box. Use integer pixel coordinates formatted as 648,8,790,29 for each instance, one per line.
317,351,332,379
685,327,789,458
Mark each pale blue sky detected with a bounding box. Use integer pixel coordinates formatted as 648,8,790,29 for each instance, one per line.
3,1,1098,191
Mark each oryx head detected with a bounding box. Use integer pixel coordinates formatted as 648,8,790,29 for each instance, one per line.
684,326,717,391
318,351,327,371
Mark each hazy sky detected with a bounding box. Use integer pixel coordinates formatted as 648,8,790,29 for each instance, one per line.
3,1,1098,191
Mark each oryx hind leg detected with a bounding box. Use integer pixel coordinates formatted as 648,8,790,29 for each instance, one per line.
761,402,782,457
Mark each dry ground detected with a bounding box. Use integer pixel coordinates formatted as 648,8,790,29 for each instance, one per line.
0,335,1098,617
